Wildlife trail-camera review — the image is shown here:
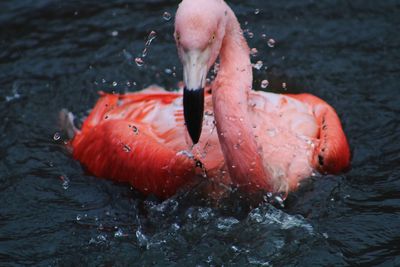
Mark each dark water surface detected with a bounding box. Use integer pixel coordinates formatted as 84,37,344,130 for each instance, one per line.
1,0,399,266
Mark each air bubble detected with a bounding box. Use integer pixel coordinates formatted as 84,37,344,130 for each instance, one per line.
112,81,118,87
111,30,119,37
254,9,260,15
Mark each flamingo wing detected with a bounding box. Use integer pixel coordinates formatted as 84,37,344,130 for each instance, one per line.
71,90,196,198
287,93,351,174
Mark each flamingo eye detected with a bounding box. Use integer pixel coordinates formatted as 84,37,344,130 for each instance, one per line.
209,33,216,44
175,33,181,43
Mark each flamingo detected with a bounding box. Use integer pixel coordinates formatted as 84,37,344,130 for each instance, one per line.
67,0,350,199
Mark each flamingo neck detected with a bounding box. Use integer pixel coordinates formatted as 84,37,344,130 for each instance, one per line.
212,10,272,192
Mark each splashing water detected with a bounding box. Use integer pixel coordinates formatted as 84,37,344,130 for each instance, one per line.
135,31,157,67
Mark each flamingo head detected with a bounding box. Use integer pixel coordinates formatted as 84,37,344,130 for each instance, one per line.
175,0,228,144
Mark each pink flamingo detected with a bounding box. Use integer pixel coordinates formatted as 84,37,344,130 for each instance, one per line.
68,0,350,199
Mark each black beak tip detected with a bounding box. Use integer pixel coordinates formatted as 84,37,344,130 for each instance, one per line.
183,87,204,144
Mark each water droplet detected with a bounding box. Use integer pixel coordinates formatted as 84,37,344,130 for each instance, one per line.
205,110,214,116
322,232,329,239
76,214,82,221
248,32,254,38
172,223,180,230
261,80,269,89
112,81,117,87
122,144,131,153
101,78,106,83
162,11,172,21
132,126,139,135
146,31,157,46
267,38,276,48
275,195,284,204
253,60,263,70
254,8,260,15
250,48,258,57
232,165,236,169
136,229,148,247
111,30,119,37
267,128,276,137
135,57,144,67
114,228,125,238
53,132,61,141
164,68,172,74
282,82,287,90
97,234,107,242
60,175,70,190
261,33,267,39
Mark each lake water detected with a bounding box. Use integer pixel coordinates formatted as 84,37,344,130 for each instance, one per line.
0,0,399,266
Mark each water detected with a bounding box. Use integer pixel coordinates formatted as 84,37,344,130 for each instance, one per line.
1,0,399,266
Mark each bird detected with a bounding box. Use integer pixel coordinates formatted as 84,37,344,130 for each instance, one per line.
67,0,350,199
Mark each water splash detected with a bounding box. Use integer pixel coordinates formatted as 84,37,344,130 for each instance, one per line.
135,31,157,67
136,228,149,248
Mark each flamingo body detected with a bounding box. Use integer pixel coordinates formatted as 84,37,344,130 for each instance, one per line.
72,87,350,198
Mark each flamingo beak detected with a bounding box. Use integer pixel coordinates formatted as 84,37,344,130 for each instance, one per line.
182,50,209,144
